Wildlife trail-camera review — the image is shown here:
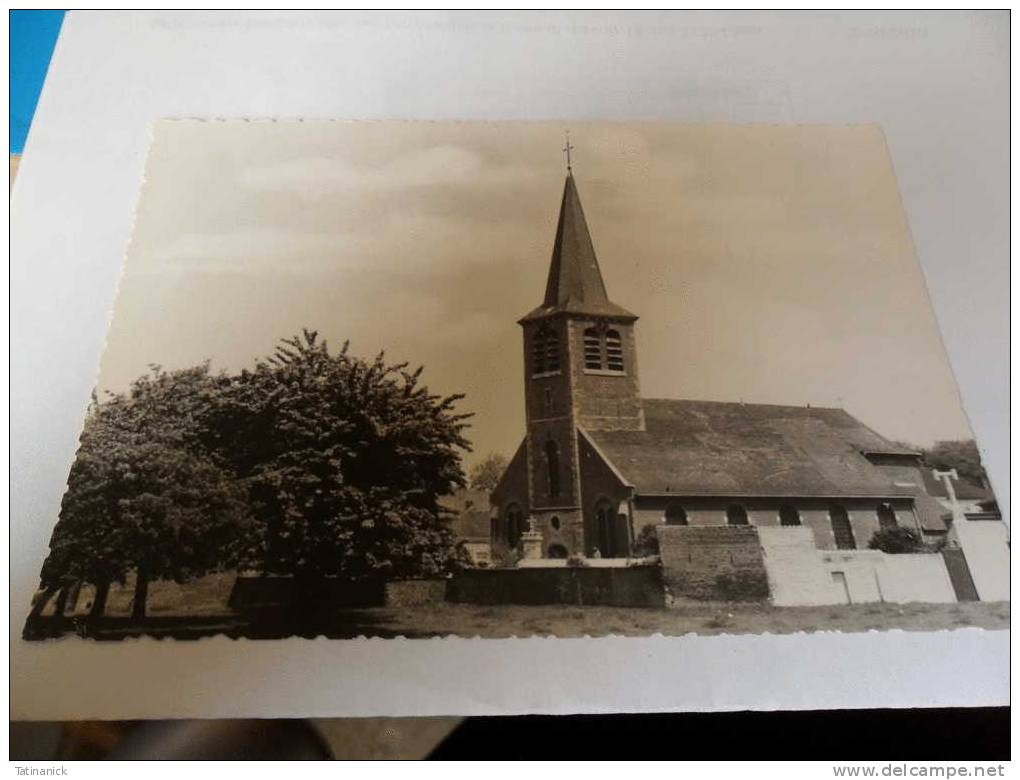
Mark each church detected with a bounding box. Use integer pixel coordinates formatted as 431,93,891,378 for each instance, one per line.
490,171,952,560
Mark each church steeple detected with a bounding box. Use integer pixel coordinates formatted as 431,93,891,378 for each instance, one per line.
503,162,646,559
520,174,636,323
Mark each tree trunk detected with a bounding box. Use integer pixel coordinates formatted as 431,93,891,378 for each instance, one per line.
90,581,110,618
131,567,150,622
53,586,70,617
28,585,59,619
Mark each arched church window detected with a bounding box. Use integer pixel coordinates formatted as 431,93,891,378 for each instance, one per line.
594,498,618,558
550,515,561,530
877,503,897,530
829,504,856,549
547,544,568,559
505,503,524,549
726,504,749,526
779,505,801,526
532,326,560,376
665,504,688,525
583,328,603,370
544,440,561,498
605,329,625,372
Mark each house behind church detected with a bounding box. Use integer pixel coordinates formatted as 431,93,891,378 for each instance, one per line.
490,172,961,561
443,489,493,567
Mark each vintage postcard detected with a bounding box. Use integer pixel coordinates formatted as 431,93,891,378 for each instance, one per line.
22,120,1009,642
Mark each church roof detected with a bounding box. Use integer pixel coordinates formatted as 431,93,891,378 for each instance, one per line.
587,399,918,498
520,174,636,323
441,488,492,540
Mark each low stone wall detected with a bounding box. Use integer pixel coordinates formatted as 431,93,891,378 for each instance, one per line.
385,579,447,607
229,576,447,610
759,526,956,606
446,565,665,607
656,525,770,602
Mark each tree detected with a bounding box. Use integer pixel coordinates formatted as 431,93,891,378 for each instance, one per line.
631,524,660,557
216,330,471,594
29,330,472,636
868,527,925,554
921,440,986,487
34,366,249,623
468,452,508,492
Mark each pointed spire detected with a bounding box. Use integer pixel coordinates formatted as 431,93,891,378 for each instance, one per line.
543,173,608,307
521,173,636,323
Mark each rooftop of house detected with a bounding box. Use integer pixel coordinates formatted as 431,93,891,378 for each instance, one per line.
919,468,990,502
587,398,919,498
441,488,492,539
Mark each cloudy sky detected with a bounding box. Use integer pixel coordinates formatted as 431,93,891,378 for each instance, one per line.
99,120,974,466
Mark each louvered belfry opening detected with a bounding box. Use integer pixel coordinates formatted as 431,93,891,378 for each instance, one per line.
581,325,625,374
605,329,624,372
583,327,602,369
531,325,560,376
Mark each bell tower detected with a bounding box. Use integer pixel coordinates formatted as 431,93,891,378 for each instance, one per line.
517,171,643,552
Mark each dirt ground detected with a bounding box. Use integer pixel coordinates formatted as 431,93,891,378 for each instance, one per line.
350,599,1010,638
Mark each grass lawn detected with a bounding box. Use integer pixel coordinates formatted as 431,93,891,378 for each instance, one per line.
347,600,1010,638
43,575,1008,640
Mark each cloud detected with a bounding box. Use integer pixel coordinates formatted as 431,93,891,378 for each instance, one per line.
238,144,536,194
135,226,357,275
134,207,545,278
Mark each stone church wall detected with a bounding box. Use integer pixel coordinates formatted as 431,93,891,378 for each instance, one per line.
577,432,631,556
633,496,918,553
527,422,580,510
521,318,574,424
489,439,530,546
531,508,584,558
566,319,644,432
447,565,664,608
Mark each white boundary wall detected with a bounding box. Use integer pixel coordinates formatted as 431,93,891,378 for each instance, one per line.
759,527,956,606
955,521,1010,601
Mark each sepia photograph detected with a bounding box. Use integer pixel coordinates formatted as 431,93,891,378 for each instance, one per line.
22,119,1009,642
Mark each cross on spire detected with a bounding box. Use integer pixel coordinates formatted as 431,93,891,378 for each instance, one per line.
562,130,574,173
